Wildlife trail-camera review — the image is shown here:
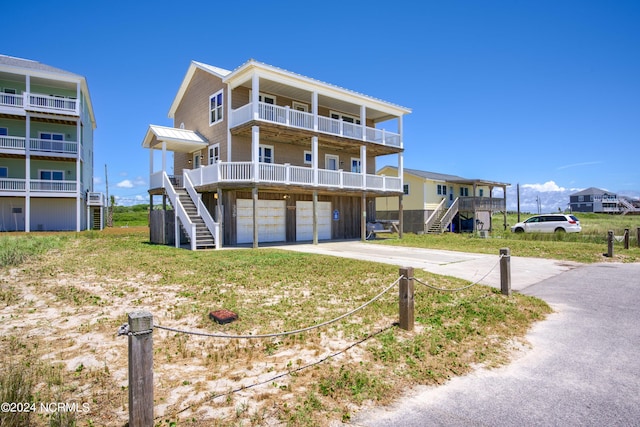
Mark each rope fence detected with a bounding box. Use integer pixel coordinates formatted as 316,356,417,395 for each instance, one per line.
120,248,513,426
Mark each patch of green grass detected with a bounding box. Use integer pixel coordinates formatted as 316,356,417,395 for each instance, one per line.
374,213,640,263
0,235,64,267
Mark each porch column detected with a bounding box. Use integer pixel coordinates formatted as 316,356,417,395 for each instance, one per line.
473,183,478,233
312,136,318,186
149,145,154,178
252,126,260,182
76,119,81,232
217,188,223,248
399,193,404,239
503,184,508,230
489,185,494,231
161,141,167,175
313,190,318,245
361,193,367,242
25,114,30,232
360,145,367,189
252,73,260,120
252,187,259,249
312,92,318,131
227,86,233,162
398,115,404,148
360,105,366,141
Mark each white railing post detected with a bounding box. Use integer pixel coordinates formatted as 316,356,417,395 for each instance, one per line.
339,170,344,188
285,163,290,184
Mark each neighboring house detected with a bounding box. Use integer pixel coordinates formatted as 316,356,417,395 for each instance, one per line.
0,54,102,232
142,59,410,249
569,187,640,215
376,167,509,234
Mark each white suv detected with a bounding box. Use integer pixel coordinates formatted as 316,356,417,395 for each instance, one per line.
511,214,581,233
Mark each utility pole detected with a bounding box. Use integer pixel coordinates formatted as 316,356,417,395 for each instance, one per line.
105,164,112,227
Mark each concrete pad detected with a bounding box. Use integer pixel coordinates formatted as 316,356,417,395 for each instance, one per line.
271,241,581,291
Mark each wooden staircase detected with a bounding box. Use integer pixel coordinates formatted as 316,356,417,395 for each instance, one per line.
427,209,447,233
175,188,216,249
92,209,101,230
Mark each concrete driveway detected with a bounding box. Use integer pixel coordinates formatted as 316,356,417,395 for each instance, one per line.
272,241,640,426
273,241,581,291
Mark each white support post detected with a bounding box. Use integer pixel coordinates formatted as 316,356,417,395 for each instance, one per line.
312,136,318,186
312,92,318,131
252,126,260,182
360,145,367,189
252,73,260,120
227,86,233,162
76,119,81,232
398,115,404,148
25,114,30,232
161,141,167,176
313,190,318,245
174,210,179,248
360,105,366,141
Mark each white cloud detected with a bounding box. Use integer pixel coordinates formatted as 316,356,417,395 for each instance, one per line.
116,179,134,188
133,176,146,186
93,176,103,185
522,181,566,192
557,161,602,170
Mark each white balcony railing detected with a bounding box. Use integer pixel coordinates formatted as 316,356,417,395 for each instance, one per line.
31,180,77,192
0,178,26,191
0,92,78,116
230,102,402,148
0,135,26,150
30,138,78,154
181,162,402,193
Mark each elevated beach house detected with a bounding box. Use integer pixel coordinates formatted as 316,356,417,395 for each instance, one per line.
0,54,102,232
569,187,640,215
376,167,509,234
143,59,410,249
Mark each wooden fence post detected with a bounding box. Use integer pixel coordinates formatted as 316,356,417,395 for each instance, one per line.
128,311,154,427
500,248,511,296
607,230,614,257
399,267,414,331
624,228,629,250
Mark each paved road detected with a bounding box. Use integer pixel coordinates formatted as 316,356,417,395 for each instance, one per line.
348,262,640,427
272,242,640,426
273,241,581,291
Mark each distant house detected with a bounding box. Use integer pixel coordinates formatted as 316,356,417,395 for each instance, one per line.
376,167,510,234
569,187,640,215
0,54,102,232
142,59,411,249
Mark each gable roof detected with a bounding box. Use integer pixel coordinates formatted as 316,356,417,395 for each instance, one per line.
142,124,208,152
168,61,232,119
379,166,510,187
168,59,411,121
570,187,615,197
0,54,96,129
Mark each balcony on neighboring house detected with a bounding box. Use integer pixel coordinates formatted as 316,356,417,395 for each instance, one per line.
87,192,106,206
459,196,507,212
0,178,77,194
0,134,78,156
0,91,79,117
230,101,402,149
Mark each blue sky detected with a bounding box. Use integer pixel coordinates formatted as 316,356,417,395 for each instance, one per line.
3,0,639,210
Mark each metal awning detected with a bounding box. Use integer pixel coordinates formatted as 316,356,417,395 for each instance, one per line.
142,124,208,152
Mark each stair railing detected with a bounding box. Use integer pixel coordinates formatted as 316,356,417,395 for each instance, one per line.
183,171,220,249
425,198,447,233
439,197,459,232
162,172,197,250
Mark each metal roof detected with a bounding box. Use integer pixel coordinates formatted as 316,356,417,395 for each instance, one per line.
0,54,82,78
142,125,208,152
380,166,510,187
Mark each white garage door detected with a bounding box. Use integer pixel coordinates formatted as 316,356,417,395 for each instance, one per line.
236,199,286,244
296,201,331,241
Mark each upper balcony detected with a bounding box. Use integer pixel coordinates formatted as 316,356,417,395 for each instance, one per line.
0,134,78,157
0,178,78,194
0,91,79,117
230,102,402,150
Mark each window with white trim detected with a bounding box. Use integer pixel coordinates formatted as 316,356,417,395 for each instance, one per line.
39,170,64,180
209,90,223,125
330,111,361,124
208,144,220,164
40,132,64,141
0,166,8,178
304,150,312,165
403,184,409,195
292,101,308,112
259,93,276,104
479,189,484,197
437,184,447,195
351,158,361,173
459,187,469,197
259,145,273,163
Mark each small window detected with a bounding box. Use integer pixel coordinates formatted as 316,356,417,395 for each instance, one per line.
208,144,220,164
403,184,409,195
209,90,224,125
259,93,276,105
0,127,7,136
12,207,22,214
437,184,446,195
0,166,8,178
292,101,308,112
479,189,484,197
351,158,361,173
40,132,64,141
304,151,312,165
259,145,273,163
3,88,17,94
